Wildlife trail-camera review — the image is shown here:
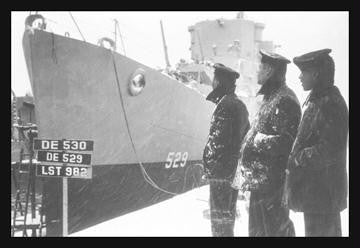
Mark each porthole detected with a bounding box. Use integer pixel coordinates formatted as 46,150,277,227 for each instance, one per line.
129,69,146,96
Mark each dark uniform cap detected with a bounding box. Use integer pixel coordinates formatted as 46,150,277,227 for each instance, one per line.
213,63,240,80
293,48,332,71
260,50,291,65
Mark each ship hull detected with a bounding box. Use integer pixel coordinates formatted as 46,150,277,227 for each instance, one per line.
43,160,204,235
22,29,214,235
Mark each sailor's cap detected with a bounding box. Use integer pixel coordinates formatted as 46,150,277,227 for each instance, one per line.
260,50,291,65
213,63,240,79
293,49,332,70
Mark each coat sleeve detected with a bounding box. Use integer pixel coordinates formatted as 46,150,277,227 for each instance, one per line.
202,98,234,176
293,99,348,171
203,98,250,179
255,97,301,157
231,102,250,158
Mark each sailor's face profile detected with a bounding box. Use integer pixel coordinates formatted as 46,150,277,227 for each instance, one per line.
299,68,318,91
257,62,273,85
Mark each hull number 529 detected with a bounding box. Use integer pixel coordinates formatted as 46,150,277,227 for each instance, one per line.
165,152,188,169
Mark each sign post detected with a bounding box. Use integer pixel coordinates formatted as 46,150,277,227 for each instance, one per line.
33,138,94,237
63,177,68,237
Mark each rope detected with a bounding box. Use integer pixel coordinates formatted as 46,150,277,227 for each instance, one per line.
68,12,86,42
110,51,177,196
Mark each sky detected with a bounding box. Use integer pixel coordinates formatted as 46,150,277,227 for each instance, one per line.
11,11,348,105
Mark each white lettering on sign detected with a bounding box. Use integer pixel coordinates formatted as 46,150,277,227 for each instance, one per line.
62,140,88,151
63,140,70,150
65,167,88,177
42,165,51,175
79,141,86,150
55,166,62,175
46,152,59,162
41,165,63,176
34,139,93,152
38,151,89,165
80,167,87,177
37,165,91,178
41,140,49,149
71,141,78,150
62,153,83,163
41,140,59,150
165,152,189,169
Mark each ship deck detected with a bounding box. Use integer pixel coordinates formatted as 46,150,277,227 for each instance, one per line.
70,185,348,237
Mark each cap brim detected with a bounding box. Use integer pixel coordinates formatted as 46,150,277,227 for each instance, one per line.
260,50,291,64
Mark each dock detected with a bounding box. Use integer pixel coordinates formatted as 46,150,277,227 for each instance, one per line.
69,185,348,237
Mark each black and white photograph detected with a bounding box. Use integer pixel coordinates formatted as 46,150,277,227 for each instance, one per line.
11,11,349,237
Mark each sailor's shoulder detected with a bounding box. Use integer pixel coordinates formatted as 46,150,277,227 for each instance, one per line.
276,85,301,107
223,94,248,108
216,94,247,115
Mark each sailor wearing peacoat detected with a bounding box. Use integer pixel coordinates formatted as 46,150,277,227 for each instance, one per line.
203,63,250,237
284,49,348,236
236,50,301,236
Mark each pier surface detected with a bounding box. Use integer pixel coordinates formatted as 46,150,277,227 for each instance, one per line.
70,185,348,237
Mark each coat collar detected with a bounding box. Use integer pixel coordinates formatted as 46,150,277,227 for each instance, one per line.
303,84,337,107
206,85,236,104
257,79,285,99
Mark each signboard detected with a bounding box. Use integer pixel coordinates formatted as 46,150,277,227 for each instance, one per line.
34,138,94,236
33,139,94,151
37,150,91,165
34,138,94,180
36,164,92,179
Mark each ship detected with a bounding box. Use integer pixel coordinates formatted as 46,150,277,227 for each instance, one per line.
20,12,275,236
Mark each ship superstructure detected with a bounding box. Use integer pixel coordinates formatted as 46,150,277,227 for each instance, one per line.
177,12,277,119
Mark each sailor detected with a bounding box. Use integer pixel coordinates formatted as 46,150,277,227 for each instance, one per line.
203,63,250,237
283,49,348,236
233,50,301,236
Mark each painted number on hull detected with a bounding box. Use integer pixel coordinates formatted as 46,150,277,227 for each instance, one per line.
165,152,188,169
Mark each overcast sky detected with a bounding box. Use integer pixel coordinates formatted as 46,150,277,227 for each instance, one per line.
11,11,348,105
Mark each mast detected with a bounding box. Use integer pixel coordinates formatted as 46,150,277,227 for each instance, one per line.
114,19,126,56
160,20,171,69
113,19,118,52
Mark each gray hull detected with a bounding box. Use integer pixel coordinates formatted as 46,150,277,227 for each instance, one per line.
23,29,214,235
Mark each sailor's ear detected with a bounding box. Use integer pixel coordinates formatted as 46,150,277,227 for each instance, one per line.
311,70,319,80
265,64,274,76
